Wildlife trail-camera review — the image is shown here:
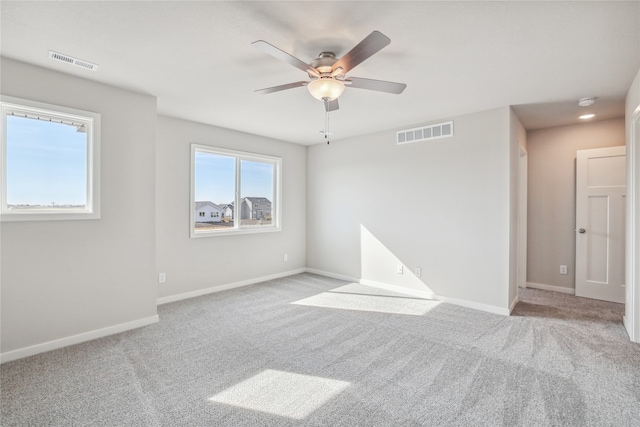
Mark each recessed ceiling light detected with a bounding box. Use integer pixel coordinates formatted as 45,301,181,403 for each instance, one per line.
579,113,596,120
578,97,596,107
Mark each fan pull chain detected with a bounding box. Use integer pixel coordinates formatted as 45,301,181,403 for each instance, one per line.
325,109,330,145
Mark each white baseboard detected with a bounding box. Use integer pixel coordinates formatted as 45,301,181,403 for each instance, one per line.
0,315,159,364
304,268,360,283
509,296,519,314
307,269,510,316
361,278,509,315
359,279,436,300
157,268,307,305
3,269,308,364
2,270,520,363
526,282,575,295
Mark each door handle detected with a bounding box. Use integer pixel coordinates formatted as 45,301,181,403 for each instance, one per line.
577,228,586,234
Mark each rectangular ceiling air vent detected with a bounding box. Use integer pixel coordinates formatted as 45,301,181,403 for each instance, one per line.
49,51,99,71
397,120,453,145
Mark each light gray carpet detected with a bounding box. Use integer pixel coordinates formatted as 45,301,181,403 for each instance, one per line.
2,273,640,426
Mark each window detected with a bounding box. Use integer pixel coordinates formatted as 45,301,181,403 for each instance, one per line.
191,144,281,237
1,96,100,221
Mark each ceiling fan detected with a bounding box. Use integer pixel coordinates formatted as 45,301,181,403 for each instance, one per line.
252,31,407,112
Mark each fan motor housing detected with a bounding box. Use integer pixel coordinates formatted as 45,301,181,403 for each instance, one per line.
311,52,338,74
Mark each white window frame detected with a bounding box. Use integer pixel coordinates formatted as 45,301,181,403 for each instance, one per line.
1,95,101,221
190,144,282,238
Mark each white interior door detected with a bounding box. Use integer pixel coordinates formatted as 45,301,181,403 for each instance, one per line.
576,146,626,303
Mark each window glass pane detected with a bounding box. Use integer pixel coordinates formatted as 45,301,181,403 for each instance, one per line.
6,115,87,210
194,151,235,231
240,159,274,227
190,144,280,237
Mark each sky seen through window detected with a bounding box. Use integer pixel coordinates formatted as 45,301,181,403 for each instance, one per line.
6,115,87,207
194,151,273,206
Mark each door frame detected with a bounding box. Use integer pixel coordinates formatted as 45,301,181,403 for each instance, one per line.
625,109,640,342
517,147,528,289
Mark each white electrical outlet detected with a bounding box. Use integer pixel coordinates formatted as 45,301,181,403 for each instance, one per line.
415,267,422,277
159,272,166,283
560,265,568,275
397,265,404,274
284,253,288,262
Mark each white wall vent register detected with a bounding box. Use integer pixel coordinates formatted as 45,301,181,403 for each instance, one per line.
397,121,453,145
49,51,99,71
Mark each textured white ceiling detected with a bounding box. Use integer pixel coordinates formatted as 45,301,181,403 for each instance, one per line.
1,1,638,145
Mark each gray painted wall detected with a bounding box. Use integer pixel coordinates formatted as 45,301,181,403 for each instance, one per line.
526,118,625,291
1,58,158,354
155,116,307,300
307,107,514,311
4,58,634,358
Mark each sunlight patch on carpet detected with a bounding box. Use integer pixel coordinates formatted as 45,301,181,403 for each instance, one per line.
209,369,350,419
291,284,441,316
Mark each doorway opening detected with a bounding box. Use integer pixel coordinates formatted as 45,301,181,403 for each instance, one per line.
516,117,636,341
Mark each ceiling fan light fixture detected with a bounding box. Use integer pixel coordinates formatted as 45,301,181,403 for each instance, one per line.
307,77,345,101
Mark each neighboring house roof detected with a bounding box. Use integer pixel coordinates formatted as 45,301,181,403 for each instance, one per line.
195,201,223,211
244,197,271,204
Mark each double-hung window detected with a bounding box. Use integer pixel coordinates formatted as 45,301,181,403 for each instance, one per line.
1,96,100,221
191,144,281,237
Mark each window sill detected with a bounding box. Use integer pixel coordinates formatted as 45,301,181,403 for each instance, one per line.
1,210,100,222
190,225,281,238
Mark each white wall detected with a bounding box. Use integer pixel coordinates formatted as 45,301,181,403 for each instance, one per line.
307,107,513,313
155,116,306,302
527,118,625,292
625,67,640,342
1,58,158,360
